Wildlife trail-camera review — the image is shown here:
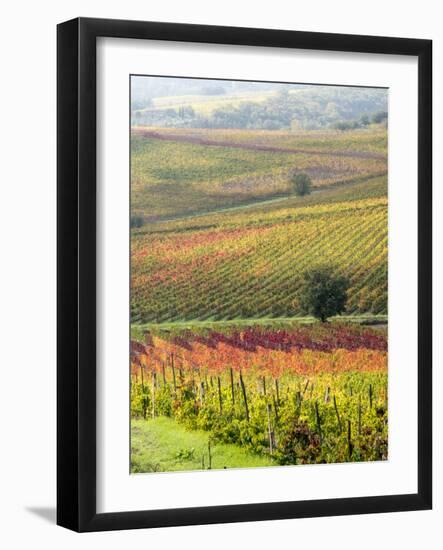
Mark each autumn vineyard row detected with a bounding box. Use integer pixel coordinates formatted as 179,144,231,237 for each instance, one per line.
131,195,387,323
130,324,388,466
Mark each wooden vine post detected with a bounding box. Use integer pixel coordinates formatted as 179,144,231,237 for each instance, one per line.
324,386,330,403
208,439,212,470
333,395,342,433
217,377,223,415
347,420,353,459
199,381,205,407
315,400,322,443
151,371,156,418
295,391,302,420
140,363,147,420
239,371,250,422
272,394,279,423
229,368,235,404
266,404,274,455
171,352,177,392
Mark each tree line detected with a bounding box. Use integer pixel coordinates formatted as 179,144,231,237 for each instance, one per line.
132,87,387,131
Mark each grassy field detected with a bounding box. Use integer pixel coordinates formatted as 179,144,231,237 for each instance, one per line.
131,417,273,472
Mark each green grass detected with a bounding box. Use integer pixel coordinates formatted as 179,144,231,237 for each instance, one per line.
131,416,274,473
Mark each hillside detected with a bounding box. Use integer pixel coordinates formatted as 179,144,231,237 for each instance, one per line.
131,126,387,221
131,175,387,323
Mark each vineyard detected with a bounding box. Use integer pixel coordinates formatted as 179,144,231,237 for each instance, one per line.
133,126,388,154
131,127,387,221
130,324,388,471
130,102,388,472
131,183,387,323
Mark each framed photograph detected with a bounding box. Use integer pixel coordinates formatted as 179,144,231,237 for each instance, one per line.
57,17,432,532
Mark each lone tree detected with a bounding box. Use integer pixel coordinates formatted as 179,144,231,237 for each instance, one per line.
291,172,312,196
296,266,349,322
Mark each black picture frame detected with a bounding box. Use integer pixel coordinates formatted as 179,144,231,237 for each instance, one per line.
57,17,432,532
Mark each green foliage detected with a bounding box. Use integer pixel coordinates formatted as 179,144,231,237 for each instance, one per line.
174,447,196,460
131,369,388,469
291,172,312,196
155,385,174,417
296,266,350,322
131,382,150,419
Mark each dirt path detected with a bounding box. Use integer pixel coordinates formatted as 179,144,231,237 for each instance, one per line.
134,129,386,161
